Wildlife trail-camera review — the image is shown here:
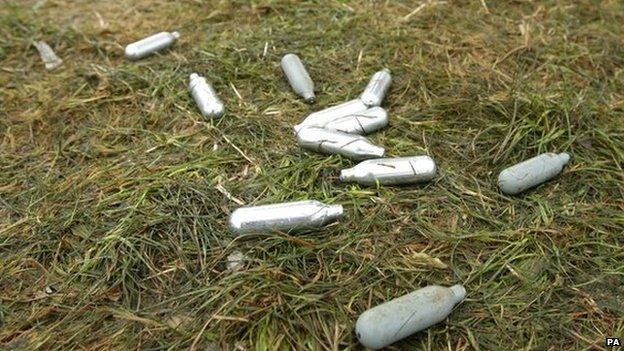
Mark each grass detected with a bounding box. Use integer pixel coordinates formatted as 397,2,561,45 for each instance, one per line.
1,0,623,350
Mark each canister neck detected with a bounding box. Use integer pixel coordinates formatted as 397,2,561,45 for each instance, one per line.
449,284,467,303
324,205,344,219
557,152,570,165
339,169,355,181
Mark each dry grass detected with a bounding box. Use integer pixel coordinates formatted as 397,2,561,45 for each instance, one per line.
1,0,623,350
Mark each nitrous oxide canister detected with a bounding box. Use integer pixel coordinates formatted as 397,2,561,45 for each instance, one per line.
298,99,369,128
356,285,466,350
296,126,385,160
189,73,225,118
340,155,436,186
124,31,180,60
294,107,388,135
359,68,392,107
228,200,344,235
498,152,570,195
280,54,315,103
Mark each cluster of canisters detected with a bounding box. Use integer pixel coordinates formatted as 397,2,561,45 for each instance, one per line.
115,31,572,350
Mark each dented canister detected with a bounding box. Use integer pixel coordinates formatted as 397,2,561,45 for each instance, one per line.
296,126,385,160
228,200,344,235
189,73,225,118
295,107,388,135
498,152,570,195
281,53,315,103
359,68,391,107
298,99,369,127
124,31,180,60
340,155,436,185
356,285,466,350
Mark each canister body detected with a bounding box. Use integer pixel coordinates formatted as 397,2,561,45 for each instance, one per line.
189,73,225,118
296,126,385,160
356,285,466,350
296,107,388,135
340,156,436,185
228,200,344,235
359,68,392,107
299,99,369,128
281,54,315,103
498,152,570,195
124,31,180,60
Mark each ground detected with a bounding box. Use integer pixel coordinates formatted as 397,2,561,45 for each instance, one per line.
1,0,623,350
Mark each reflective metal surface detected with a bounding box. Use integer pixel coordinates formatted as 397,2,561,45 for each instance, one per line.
124,31,180,60
359,68,392,107
189,73,225,118
498,152,570,195
281,53,315,103
296,126,385,160
298,99,368,127
310,106,388,135
228,200,344,235
340,155,436,185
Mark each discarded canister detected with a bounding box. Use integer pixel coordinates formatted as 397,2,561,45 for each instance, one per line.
124,31,180,60
33,41,63,70
189,73,225,118
296,126,385,160
295,107,388,135
340,155,436,186
281,54,315,103
498,152,570,195
299,99,369,128
228,200,344,235
356,285,466,350
359,68,392,107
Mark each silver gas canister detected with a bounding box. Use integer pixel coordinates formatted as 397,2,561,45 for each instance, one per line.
280,53,315,103
359,68,392,107
313,107,388,135
298,99,369,127
498,152,570,195
124,31,180,60
296,126,385,160
356,285,466,350
228,200,344,235
189,73,225,118
340,155,436,186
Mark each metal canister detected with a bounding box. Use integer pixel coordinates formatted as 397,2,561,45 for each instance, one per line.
498,152,570,195
296,126,385,160
228,200,344,235
340,156,436,185
124,31,180,60
359,68,392,107
313,107,388,135
189,73,225,118
280,53,315,103
298,99,369,127
356,285,466,350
